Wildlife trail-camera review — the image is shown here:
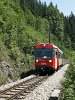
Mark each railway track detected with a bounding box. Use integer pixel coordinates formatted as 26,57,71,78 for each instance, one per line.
0,75,48,100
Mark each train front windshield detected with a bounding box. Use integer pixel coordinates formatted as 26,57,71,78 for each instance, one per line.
35,48,53,58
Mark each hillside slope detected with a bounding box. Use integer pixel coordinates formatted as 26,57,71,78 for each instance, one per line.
0,0,49,84
0,0,67,85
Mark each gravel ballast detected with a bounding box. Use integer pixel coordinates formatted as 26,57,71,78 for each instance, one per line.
24,64,69,100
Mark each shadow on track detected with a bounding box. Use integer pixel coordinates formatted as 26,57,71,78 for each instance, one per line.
20,69,55,79
20,69,37,79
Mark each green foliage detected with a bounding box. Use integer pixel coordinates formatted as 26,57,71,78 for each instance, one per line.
9,46,19,60
63,52,75,100
20,0,64,39
47,4,64,39
63,35,72,49
35,17,49,34
64,12,75,50
64,88,75,100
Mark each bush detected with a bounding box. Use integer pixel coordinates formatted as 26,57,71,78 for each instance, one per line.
9,46,20,60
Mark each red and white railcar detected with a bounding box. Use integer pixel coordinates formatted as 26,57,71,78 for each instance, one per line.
35,43,63,72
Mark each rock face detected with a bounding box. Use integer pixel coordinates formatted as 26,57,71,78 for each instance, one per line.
0,60,19,85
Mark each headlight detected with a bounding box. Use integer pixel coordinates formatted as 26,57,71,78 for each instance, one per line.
49,60,52,62
36,59,38,62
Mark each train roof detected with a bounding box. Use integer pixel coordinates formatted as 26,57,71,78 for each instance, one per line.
35,43,63,54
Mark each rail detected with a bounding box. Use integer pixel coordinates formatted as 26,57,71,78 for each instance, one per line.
0,75,48,100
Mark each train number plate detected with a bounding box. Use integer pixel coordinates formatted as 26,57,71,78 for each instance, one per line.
41,63,46,65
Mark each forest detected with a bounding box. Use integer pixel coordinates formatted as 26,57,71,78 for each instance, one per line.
0,0,75,99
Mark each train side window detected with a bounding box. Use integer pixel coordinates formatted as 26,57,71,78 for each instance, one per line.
53,49,55,58
58,52,62,58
